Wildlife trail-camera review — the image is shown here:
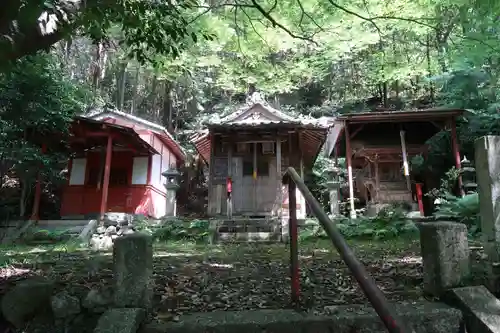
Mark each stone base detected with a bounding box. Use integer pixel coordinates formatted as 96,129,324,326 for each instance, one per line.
213,218,282,243
142,301,461,333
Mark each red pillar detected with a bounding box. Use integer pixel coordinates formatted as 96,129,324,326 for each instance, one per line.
99,135,113,224
30,144,47,221
450,117,464,196
415,183,424,216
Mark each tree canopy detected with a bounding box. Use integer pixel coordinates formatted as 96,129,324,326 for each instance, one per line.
2,0,500,217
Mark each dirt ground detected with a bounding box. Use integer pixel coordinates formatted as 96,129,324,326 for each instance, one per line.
0,238,430,320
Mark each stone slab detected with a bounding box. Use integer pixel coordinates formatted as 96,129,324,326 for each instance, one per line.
94,308,145,333
141,301,461,333
418,221,470,296
113,233,153,309
449,285,500,333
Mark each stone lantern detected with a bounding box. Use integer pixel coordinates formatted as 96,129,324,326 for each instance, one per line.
162,166,180,217
461,156,477,194
324,165,343,216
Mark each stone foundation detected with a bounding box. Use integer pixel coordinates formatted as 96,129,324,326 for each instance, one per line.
142,302,461,333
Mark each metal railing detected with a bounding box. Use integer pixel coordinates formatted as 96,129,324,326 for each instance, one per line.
283,167,414,333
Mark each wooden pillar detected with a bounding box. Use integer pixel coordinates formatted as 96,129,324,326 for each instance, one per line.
253,142,257,214
374,159,380,203
399,130,411,192
450,117,464,196
276,139,282,217
345,122,356,218
227,143,233,218
30,144,47,221
99,134,113,224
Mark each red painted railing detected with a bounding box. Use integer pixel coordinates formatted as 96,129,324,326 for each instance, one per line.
283,167,414,333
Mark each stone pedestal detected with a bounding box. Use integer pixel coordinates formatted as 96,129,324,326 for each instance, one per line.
418,221,470,296
475,135,500,292
165,186,177,217
113,233,153,309
326,181,341,216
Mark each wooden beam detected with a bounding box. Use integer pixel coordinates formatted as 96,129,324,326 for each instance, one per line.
349,125,365,140
99,135,113,225
449,117,464,196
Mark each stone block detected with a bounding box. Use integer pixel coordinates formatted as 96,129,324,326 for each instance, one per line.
1,277,54,327
51,291,81,318
449,285,500,333
94,308,145,333
113,233,153,309
475,135,500,292
141,302,461,333
418,221,470,296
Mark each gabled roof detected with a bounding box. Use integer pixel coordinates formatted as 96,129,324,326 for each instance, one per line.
71,116,159,155
208,93,328,129
85,107,186,161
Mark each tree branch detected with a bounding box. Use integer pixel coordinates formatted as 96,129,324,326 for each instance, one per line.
248,0,317,45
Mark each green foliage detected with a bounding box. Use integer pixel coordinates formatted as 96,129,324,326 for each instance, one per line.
434,193,480,236
152,218,210,243
301,205,418,241
0,53,92,220
0,0,209,65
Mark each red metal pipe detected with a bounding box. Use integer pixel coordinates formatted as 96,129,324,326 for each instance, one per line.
415,183,424,216
288,181,300,304
283,167,414,333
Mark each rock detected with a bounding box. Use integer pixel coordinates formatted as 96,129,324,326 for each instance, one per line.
113,233,153,308
418,221,470,296
105,226,117,236
90,235,114,251
51,291,81,319
93,308,145,333
82,288,112,313
1,278,54,327
96,226,106,234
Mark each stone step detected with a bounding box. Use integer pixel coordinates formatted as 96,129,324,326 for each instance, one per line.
141,301,461,333
216,232,281,242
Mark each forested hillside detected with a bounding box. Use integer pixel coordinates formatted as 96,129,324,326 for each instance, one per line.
1,0,500,219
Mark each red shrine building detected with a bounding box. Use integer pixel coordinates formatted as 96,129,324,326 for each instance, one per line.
48,109,185,220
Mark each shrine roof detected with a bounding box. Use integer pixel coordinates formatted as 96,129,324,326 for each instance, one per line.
207,94,330,130
336,108,468,124
71,117,159,155
86,106,186,160
324,108,470,158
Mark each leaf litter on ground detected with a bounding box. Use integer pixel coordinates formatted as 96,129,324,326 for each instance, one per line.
0,239,437,322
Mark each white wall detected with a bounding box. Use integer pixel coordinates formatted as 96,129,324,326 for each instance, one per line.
131,156,148,184
69,158,86,185
150,154,162,188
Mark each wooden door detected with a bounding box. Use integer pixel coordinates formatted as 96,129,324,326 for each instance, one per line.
230,157,244,213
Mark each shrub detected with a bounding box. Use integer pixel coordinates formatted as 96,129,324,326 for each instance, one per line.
434,192,480,236
152,218,210,243
300,205,418,241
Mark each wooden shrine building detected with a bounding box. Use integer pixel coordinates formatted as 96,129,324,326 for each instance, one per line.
30,108,185,222
324,108,466,217
192,94,329,223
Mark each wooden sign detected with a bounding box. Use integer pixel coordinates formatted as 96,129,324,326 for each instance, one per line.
212,157,228,184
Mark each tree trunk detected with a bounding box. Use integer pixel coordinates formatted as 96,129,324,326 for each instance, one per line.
162,80,174,132
116,61,128,110
130,65,140,114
